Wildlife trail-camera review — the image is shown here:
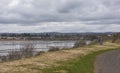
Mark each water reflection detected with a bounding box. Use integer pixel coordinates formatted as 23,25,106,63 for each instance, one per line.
0,40,76,56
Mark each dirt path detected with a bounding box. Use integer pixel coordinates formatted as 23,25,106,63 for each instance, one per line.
94,49,120,73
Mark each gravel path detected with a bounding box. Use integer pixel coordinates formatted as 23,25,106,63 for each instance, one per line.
94,49,120,73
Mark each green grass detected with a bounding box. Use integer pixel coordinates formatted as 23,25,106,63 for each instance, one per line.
42,47,120,73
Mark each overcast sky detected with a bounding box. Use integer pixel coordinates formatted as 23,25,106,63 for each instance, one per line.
0,0,120,33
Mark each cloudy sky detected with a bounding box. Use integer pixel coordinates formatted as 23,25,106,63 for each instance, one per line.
0,0,120,33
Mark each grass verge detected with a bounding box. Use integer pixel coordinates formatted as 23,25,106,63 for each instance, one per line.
42,47,120,73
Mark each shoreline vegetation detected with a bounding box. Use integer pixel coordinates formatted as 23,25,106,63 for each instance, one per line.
0,38,102,62
0,41,120,73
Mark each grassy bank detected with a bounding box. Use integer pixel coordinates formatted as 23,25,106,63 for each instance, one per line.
0,42,120,73
42,48,120,73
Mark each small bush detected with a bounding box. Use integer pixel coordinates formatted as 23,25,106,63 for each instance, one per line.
20,44,34,57
48,47,60,52
35,51,45,56
74,40,86,48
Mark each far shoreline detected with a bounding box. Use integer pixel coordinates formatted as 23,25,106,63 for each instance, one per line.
0,39,78,41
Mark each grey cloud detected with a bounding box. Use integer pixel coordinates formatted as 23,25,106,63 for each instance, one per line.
0,22,120,33
56,0,82,13
0,0,120,25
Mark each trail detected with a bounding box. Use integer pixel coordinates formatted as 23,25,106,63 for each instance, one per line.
94,49,120,73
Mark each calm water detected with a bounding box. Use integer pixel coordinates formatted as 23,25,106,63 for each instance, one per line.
0,40,76,56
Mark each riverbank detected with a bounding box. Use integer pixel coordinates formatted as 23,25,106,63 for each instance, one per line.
0,42,120,73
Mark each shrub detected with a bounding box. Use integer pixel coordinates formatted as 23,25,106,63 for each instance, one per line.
0,44,35,62
74,40,86,48
48,47,60,52
35,51,45,56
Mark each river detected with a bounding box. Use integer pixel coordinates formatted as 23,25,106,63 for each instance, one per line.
0,40,76,56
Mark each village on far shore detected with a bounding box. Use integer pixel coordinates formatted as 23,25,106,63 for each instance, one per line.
0,32,118,41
